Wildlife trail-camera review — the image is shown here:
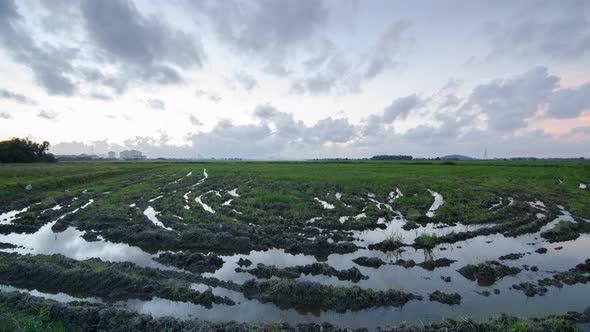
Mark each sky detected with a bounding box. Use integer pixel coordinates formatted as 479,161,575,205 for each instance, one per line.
1,0,590,159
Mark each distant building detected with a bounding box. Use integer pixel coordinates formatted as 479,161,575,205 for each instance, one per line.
119,150,146,160
107,151,116,159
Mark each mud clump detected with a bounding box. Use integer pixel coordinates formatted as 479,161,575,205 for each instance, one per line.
499,253,525,261
0,252,234,307
353,256,386,268
512,282,548,297
236,262,368,282
241,279,422,311
429,290,461,305
402,220,420,231
285,236,359,256
457,260,521,285
535,248,548,254
0,242,17,249
513,259,590,297
367,239,403,252
541,220,590,243
417,258,457,271
237,258,252,267
154,251,224,274
393,259,416,269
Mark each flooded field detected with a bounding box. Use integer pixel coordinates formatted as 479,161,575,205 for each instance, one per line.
0,161,589,330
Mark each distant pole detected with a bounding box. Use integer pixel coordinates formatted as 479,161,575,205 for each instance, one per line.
484,148,488,160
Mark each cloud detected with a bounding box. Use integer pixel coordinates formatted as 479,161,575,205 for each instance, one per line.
0,89,36,105
254,104,277,119
189,114,203,126
305,117,356,144
195,89,221,103
48,94,590,159
0,0,78,95
146,98,165,110
192,0,328,74
37,110,58,120
364,20,413,79
547,82,590,119
382,94,423,123
483,1,590,60
289,19,412,95
80,0,204,86
0,112,10,119
188,104,359,158
0,0,205,96
88,92,113,101
233,71,258,92
464,66,558,132
289,54,361,95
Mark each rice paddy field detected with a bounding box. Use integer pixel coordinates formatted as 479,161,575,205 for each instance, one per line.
0,160,589,331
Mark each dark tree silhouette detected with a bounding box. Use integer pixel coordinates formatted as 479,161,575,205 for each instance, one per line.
0,137,57,163
370,155,413,161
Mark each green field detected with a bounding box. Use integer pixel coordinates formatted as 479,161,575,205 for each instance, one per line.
0,160,589,330
2,160,589,220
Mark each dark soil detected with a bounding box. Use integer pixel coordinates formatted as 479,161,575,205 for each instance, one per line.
352,256,386,268
153,251,224,274
541,220,590,243
0,252,235,307
236,262,368,282
241,279,422,312
237,258,252,267
499,252,525,261
429,290,461,305
457,261,522,285
417,258,457,271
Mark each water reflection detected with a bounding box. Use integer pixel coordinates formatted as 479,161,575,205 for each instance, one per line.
0,200,588,329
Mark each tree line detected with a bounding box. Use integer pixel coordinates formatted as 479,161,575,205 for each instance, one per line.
370,155,413,160
0,137,57,163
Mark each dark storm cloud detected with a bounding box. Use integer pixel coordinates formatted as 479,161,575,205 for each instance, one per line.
193,0,328,70
80,0,204,86
0,0,78,95
0,0,204,96
0,89,36,105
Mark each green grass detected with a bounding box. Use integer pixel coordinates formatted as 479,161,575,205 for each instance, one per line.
1,160,589,227
0,303,67,332
382,231,404,249
414,233,438,249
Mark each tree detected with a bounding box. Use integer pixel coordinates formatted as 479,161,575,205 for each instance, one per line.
0,137,57,163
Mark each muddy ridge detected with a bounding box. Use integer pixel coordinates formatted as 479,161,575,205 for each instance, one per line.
241,279,422,312
236,262,368,282
0,252,234,307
